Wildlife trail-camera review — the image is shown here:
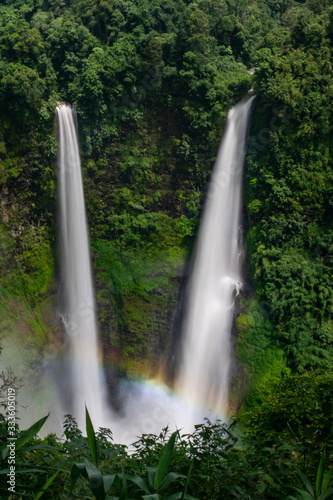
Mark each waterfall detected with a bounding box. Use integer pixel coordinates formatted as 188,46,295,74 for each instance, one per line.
53,97,253,441
176,98,254,414
56,104,106,430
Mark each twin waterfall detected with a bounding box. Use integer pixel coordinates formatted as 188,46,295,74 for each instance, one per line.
55,98,253,433
177,98,254,414
56,105,106,430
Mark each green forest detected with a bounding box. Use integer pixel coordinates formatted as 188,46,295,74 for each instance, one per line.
0,0,333,497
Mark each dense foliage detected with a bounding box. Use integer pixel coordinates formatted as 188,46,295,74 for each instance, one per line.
1,372,333,499
245,4,333,374
0,0,333,496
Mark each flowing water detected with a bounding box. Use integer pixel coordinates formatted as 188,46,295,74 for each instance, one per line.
176,97,254,414
56,104,106,430
52,98,253,440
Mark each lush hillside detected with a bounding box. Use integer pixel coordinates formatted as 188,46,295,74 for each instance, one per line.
1,0,332,397
0,0,253,378
237,0,333,402
0,0,333,496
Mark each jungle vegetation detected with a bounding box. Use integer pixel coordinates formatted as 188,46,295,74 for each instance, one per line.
0,0,333,497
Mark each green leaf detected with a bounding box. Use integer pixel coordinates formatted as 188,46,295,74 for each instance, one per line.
0,442,7,454
322,471,333,493
103,474,116,493
86,406,98,467
277,444,295,451
292,487,314,500
181,458,194,500
84,458,105,500
154,431,177,491
316,449,326,497
296,468,315,497
70,462,88,492
257,483,268,494
158,472,186,492
142,495,160,500
15,414,49,452
147,467,156,489
33,470,60,500
318,488,333,500
120,467,128,500
125,473,150,494
1,446,9,460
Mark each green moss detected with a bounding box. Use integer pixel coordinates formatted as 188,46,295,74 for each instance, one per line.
235,298,290,406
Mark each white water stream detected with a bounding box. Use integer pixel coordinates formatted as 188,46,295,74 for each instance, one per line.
176,98,254,414
56,104,107,430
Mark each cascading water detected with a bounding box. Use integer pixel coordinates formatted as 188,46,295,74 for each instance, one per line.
56,104,106,430
52,98,253,443
176,97,254,414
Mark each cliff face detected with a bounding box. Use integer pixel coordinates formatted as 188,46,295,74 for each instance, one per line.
0,0,252,384
81,110,192,377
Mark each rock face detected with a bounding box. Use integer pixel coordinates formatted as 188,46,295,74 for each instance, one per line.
96,268,183,379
